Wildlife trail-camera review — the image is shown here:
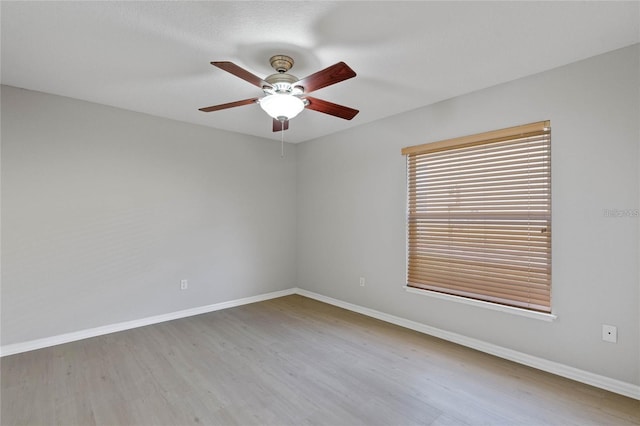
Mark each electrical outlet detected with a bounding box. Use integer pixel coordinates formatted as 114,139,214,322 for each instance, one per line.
359,277,366,287
602,324,617,343
180,279,188,290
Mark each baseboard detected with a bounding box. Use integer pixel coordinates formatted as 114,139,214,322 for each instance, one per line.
0,288,295,357
295,288,640,401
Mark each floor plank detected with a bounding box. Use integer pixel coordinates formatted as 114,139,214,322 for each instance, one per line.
1,295,639,425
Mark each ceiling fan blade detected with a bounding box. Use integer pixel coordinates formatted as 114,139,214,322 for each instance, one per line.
294,62,356,94
273,118,290,132
198,97,259,112
211,62,270,88
305,96,359,120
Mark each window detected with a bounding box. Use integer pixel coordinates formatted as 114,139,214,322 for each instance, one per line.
402,121,551,313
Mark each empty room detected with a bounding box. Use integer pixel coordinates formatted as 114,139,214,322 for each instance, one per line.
1,1,639,425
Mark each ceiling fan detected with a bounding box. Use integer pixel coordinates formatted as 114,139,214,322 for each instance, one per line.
199,55,359,132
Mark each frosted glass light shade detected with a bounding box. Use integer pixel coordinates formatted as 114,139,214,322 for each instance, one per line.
259,94,305,120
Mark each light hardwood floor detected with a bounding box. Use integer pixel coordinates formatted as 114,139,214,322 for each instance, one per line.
1,295,639,425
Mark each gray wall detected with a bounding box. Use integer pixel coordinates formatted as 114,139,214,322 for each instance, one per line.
1,86,298,345
296,44,639,385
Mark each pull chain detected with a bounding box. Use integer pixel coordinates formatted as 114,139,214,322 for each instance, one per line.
279,117,285,158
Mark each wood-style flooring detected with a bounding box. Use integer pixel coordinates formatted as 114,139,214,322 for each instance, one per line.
1,295,639,425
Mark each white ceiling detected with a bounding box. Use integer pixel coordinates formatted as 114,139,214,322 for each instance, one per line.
2,1,639,143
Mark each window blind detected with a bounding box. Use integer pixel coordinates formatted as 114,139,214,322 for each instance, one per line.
402,121,551,312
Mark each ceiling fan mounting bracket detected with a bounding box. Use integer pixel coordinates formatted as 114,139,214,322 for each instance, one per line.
269,55,294,73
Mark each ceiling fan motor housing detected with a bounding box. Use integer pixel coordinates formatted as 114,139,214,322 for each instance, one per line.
264,73,301,95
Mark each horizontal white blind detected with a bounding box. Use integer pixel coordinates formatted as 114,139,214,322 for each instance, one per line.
404,121,551,312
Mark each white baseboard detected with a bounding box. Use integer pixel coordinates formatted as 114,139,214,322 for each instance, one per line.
2,286,638,400
295,288,640,401
0,288,295,357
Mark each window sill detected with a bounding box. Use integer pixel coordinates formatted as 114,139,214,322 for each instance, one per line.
403,286,557,322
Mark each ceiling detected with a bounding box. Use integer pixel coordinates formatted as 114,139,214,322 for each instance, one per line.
2,1,639,144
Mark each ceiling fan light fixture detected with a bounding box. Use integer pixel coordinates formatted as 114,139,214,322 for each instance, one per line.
259,94,305,120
